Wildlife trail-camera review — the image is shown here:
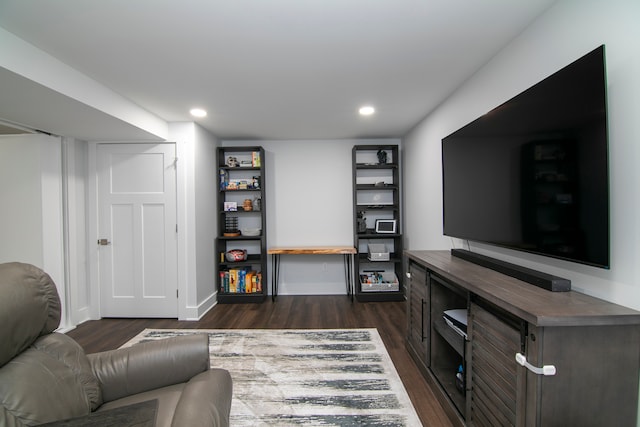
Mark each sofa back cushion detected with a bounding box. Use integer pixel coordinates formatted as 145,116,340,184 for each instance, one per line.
0,333,102,426
0,262,61,367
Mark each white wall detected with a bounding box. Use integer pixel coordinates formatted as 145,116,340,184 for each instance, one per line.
404,0,640,310
193,124,219,304
170,122,220,319
223,138,400,295
0,27,168,140
62,138,91,325
0,134,67,326
0,135,45,263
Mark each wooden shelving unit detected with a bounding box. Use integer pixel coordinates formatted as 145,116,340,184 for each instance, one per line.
216,146,267,303
352,144,404,302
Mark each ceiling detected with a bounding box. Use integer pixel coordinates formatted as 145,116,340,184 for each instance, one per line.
0,0,558,141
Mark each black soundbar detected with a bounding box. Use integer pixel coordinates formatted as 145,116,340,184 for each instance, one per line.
451,249,571,292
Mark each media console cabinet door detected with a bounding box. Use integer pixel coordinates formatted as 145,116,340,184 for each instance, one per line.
524,324,640,426
408,263,429,364
467,302,525,426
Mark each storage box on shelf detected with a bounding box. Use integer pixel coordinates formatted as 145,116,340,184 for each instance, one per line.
352,145,403,302
216,146,267,303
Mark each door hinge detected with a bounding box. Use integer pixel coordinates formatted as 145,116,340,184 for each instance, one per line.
176,289,179,298
176,224,178,233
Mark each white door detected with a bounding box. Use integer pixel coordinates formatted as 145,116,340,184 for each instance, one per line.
97,143,178,317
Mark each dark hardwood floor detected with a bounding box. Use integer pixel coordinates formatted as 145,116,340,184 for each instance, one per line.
66,295,453,426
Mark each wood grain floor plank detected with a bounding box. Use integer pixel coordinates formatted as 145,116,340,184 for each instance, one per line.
66,296,453,426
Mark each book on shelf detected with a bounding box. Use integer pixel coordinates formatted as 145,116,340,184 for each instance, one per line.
219,268,262,294
252,151,261,167
219,169,228,190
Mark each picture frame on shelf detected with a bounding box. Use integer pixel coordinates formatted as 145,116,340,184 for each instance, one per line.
375,219,396,234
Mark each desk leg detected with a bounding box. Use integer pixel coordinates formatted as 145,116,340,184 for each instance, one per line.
344,254,354,302
271,254,280,302
343,254,349,297
349,254,355,302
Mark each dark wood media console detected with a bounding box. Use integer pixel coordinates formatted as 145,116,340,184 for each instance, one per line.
405,250,640,427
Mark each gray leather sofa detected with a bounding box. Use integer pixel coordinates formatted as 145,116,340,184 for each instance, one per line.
0,262,232,427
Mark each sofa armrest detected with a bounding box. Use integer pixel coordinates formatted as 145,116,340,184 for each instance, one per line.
88,333,210,402
172,369,233,427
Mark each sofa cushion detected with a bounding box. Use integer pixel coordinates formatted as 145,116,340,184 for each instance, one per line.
0,333,102,426
96,383,185,427
96,369,232,427
0,262,61,367
40,400,158,427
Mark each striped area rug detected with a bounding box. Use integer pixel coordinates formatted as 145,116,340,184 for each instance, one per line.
123,328,422,426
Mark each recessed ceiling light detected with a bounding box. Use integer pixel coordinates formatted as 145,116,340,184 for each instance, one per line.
190,108,207,118
359,106,375,116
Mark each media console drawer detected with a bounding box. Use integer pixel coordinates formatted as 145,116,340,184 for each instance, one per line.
405,250,640,427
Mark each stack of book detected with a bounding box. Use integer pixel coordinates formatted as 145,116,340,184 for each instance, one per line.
220,269,262,293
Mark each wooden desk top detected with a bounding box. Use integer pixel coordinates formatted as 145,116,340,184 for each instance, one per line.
268,246,357,255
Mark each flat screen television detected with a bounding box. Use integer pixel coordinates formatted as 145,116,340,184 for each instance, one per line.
442,45,609,269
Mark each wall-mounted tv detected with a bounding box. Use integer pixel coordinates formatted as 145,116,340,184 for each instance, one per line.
442,45,609,269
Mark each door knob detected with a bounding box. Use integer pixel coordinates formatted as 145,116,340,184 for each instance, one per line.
98,239,111,246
